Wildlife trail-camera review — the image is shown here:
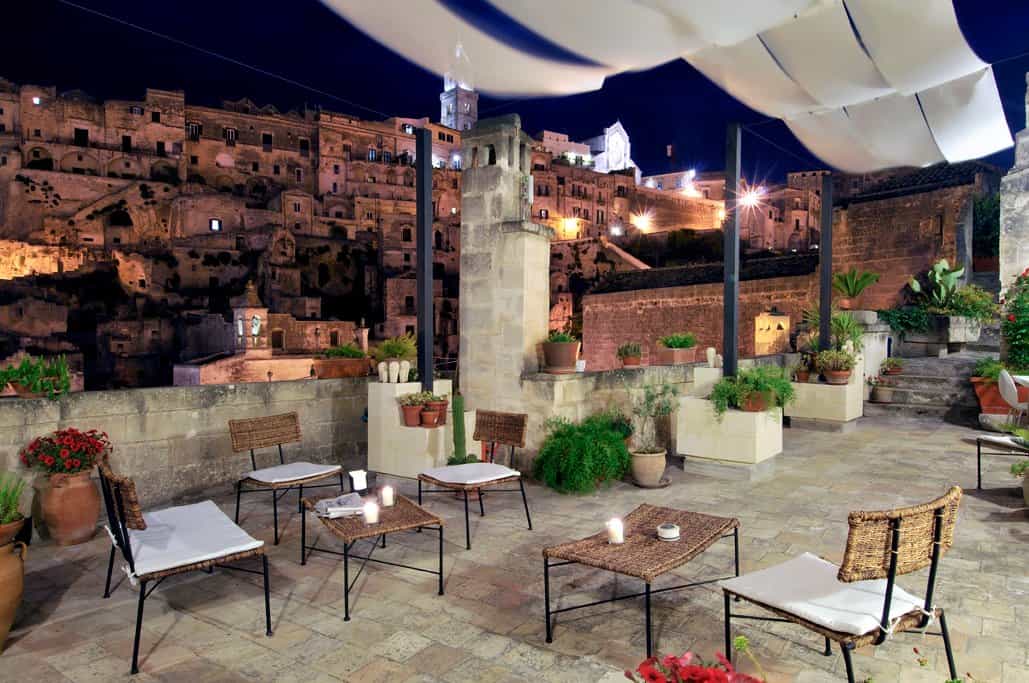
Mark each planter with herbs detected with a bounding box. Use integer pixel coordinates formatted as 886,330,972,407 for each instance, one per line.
1,355,71,400
654,332,698,365
816,349,856,385
897,259,995,354
542,331,580,374
313,343,370,379
616,342,642,367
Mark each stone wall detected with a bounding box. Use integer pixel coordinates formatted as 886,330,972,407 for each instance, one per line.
1000,81,1029,294
0,378,368,508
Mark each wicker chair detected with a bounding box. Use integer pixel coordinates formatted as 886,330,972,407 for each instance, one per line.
229,412,346,544
98,453,271,675
721,487,962,683
417,410,532,549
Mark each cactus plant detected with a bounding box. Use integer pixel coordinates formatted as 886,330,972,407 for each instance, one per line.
909,259,965,308
447,392,478,465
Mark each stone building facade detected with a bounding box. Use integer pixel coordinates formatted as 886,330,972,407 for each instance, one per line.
1000,74,1029,293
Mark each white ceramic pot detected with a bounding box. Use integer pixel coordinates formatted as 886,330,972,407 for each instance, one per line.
399,360,411,383
388,361,401,383
377,362,389,383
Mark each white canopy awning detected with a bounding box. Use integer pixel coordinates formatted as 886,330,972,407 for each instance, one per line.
323,0,1012,172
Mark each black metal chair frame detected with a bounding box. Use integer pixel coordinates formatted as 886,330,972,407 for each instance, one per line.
975,436,1027,490
723,511,957,683
98,468,272,675
234,441,347,545
545,528,739,658
299,510,444,621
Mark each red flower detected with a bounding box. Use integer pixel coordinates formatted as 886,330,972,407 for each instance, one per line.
71,459,81,468
60,448,70,458
1010,314,1018,322
636,662,667,683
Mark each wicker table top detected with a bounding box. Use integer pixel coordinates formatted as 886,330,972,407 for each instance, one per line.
543,504,739,583
303,495,443,544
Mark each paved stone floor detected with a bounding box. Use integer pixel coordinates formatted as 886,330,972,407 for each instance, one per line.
4,415,1028,682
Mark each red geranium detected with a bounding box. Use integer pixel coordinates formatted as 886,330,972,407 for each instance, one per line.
19,427,110,476
626,641,765,683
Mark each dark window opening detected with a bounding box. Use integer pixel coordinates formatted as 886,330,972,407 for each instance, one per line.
151,111,161,123
73,128,89,146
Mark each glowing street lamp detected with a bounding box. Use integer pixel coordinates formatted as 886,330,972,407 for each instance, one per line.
630,211,652,232
740,189,761,208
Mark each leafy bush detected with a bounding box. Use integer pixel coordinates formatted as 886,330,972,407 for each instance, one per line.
593,408,633,439
398,391,434,406
546,331,576,343
708,366,794,418
658,332,697,349
533,416,630,493
617,342,642,359
832,268,879,298
929,284,997,323
803,309,864,352
0,355,71,399
628,384,678,452
973,358,1004,382
880,357,903,372
0,471,25,524
877,306,932,338
324,343,365,358
1003,270,1029,371
816,349,856,373
910,259,965,308
372,333,416,361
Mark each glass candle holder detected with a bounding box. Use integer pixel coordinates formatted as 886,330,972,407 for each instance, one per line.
363,501,380,525
606,518,624,544
381,485,395,507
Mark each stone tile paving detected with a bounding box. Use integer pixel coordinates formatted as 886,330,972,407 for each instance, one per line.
4,415,1027,682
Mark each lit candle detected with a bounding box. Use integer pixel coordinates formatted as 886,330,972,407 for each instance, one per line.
363,501,380,525
606,518,624,544
381,485,395,507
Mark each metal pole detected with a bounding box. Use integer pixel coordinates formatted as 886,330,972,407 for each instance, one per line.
415,128,434,391
723,123,741,377
819,173,833,351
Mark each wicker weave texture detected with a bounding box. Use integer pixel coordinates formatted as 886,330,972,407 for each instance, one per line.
838,486,962,583
97,451,147,531
303,495,442,543
229,412,302,453
243,469,342,490
543,504,738,583
417,472,520,492
473,410,527,448
140,546,266,581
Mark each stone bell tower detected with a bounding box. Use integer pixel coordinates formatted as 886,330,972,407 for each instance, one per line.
458,114,553,412
232,281,271,358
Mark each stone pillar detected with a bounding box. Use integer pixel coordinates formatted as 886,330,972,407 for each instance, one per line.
1000,73,1029,294
458,115,554,412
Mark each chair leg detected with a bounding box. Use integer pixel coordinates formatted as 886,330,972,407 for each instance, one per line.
463,489,471,550
298,484,303,513
103,545,115,598
977,439,982,490
823,636,831,657
262,555,272,636
272,488,279,546
940,610,958,680
437,525,444,596
723,591,732,663
339,470,346,494
343,541,351,622
131,580,147,675
478,488,485,516
300,502,307,566
519,477,533,530
234,481,242,523
841,643,855,683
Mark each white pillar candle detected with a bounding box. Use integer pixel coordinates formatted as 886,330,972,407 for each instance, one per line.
350,470,368,491
381,485,395,507
363,501,380,525
606,518,624,544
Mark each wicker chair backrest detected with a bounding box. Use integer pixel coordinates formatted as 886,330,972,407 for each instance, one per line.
472,410,527,448
96,450,147,531
838,486,961,583
228,412,302,453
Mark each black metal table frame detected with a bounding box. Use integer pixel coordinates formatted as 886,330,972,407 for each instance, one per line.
300,509,444,621
975,437,1027,490
544,527,739,657
417,476,533,550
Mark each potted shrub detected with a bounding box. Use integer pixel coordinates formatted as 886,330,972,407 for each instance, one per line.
907,260,995,351
969,358,1029,414
816,349,856,385
868,376,896,403
532,416,630,493
655,332,698,365
0,355,71,399
398,392,429,427
832,268,879,310
599,408,634,449
628,384,678,487
21,428,109,546
372,333,417,382
421,395,444,427
709,366,795,418
313,343,369,379
542,330,580,374
424,394,449,425
0,472,25,546
880,357,903,376
617,342,643,367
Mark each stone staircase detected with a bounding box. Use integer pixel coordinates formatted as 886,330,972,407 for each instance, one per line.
863,352,990,425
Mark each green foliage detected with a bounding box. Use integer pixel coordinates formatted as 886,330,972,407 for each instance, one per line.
928,284,997,323
972,358,1004,382
397,391,434,407
832,268,880,298
880,357,903,372
973,193,1000,258
804,309,864,352
708,366,794,418
594,407,633,439
816,349,856,373
616,342,642,359
0,355,71,400
0,471,25,524
909,259,965,308
447,393,478,465
628,384,678,451
658,332,697,349
323,343,365,358
877,306,932,338
372,333,416,362
533,416,630,494
546,331,576,343
1003,270,1029,370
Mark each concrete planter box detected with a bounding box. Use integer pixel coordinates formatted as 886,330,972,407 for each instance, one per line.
902,315,981,355
785,377,864,424
655,347,698,365
676,396,782,465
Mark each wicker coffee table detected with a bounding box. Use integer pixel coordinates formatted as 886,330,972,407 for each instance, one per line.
543,504,740,657
301,495,444,621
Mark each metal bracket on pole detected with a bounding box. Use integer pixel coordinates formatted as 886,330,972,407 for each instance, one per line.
415,128,434,391
723,123,741,377
818,173,833,352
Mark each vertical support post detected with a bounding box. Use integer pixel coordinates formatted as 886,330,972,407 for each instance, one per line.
415,128,434,392
819,173,834,351
723,123,741,377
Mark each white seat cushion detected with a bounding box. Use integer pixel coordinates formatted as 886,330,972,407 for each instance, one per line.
128,500,263,577
421,462,520,485
719,552,924,636
245,461,342,484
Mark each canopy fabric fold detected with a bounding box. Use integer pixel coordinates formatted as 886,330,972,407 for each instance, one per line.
918,68,1014,163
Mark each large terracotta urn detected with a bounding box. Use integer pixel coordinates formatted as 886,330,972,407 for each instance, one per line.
630,449,667,488
36,472,100,546
0,541,26,653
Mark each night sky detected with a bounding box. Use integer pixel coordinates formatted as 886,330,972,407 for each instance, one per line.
4,1,1028,183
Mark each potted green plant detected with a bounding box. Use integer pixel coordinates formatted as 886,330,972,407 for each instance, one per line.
1002,269,1029,370
880,357,903,376
816,349,856,385
868,375,896,403
709,366,795,418
970,358,1029,414
447,393,479,465
420,394,444,427
655,332,698,365
542,330,580,374
532,416,630,493
617,342,643,367
424,394,449,425
372,333,417,382
0,355,71,399
626,384,677,487
0,470,28,654
907,260,995,352
600,408,634,448
398,392,429,427
313,343,369,379
832,268,879,310
0,472,25,546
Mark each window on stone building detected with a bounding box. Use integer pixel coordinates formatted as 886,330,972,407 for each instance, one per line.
383,151,392,164
251,161,259,172
138,279,147,288
293,201,301,213
124,161,131,169
557,176,565,186
151,111,161,123
156,141,166,156
0,156,6,167
343,144,351,160
112,237,121,244
402,124,414,134
172,142,182,154
273,164,280,175
404,296,415,313
334,210,343,218
33,129,41,138
794,218,800,229
129,105,143,115
539,209,549,219
367,149,377,162
0,124,5,133
190,155,198,165
0,107,4,115
332,182,338,193
187,121,202,140
598,210,605,223
434,230,443,249
262,132,273,151
295,168,303,183
333,164,340,174
437,131,445,141
365,211,374,220
209,218,222,232
405,325,415,336
299,138,310,157
403,253,410,263
402,227,412,242
223,128,237,146
446,134,454,143
74,128,89,146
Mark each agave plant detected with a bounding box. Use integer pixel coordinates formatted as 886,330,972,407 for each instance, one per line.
910,259,965,308
832,268,879,298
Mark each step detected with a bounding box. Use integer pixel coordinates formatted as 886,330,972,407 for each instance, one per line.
863,401,979,426
894,359,982,378
877,387,977,408
884,374,974,391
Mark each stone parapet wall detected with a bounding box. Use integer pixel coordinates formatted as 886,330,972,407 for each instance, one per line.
0,378,368,509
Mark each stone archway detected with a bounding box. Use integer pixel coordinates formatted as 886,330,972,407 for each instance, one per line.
150,161,179,184
60,151,99,175
25,147,54,171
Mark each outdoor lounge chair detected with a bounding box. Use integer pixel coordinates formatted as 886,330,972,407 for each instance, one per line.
229,412,346,544
417,410,532,549
968,433,1029,489
98,453,271,675
999,369,1028,425
721,486,962,683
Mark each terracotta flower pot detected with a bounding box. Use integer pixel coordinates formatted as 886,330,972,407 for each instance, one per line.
824,370,852,386
740,392,769,412
971,377,1029,414
425,400,448,425
312,357,369,379
420,409,441,427
37,471,100,546
630,449,666,488
0,541,26,653
882,367,903,376
401,404,423,427
655,347,697,365
837,297,853,310
0,518,24,547
8,383,44,399
621,356,642,367
542,342,580,374
795,370,810,383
